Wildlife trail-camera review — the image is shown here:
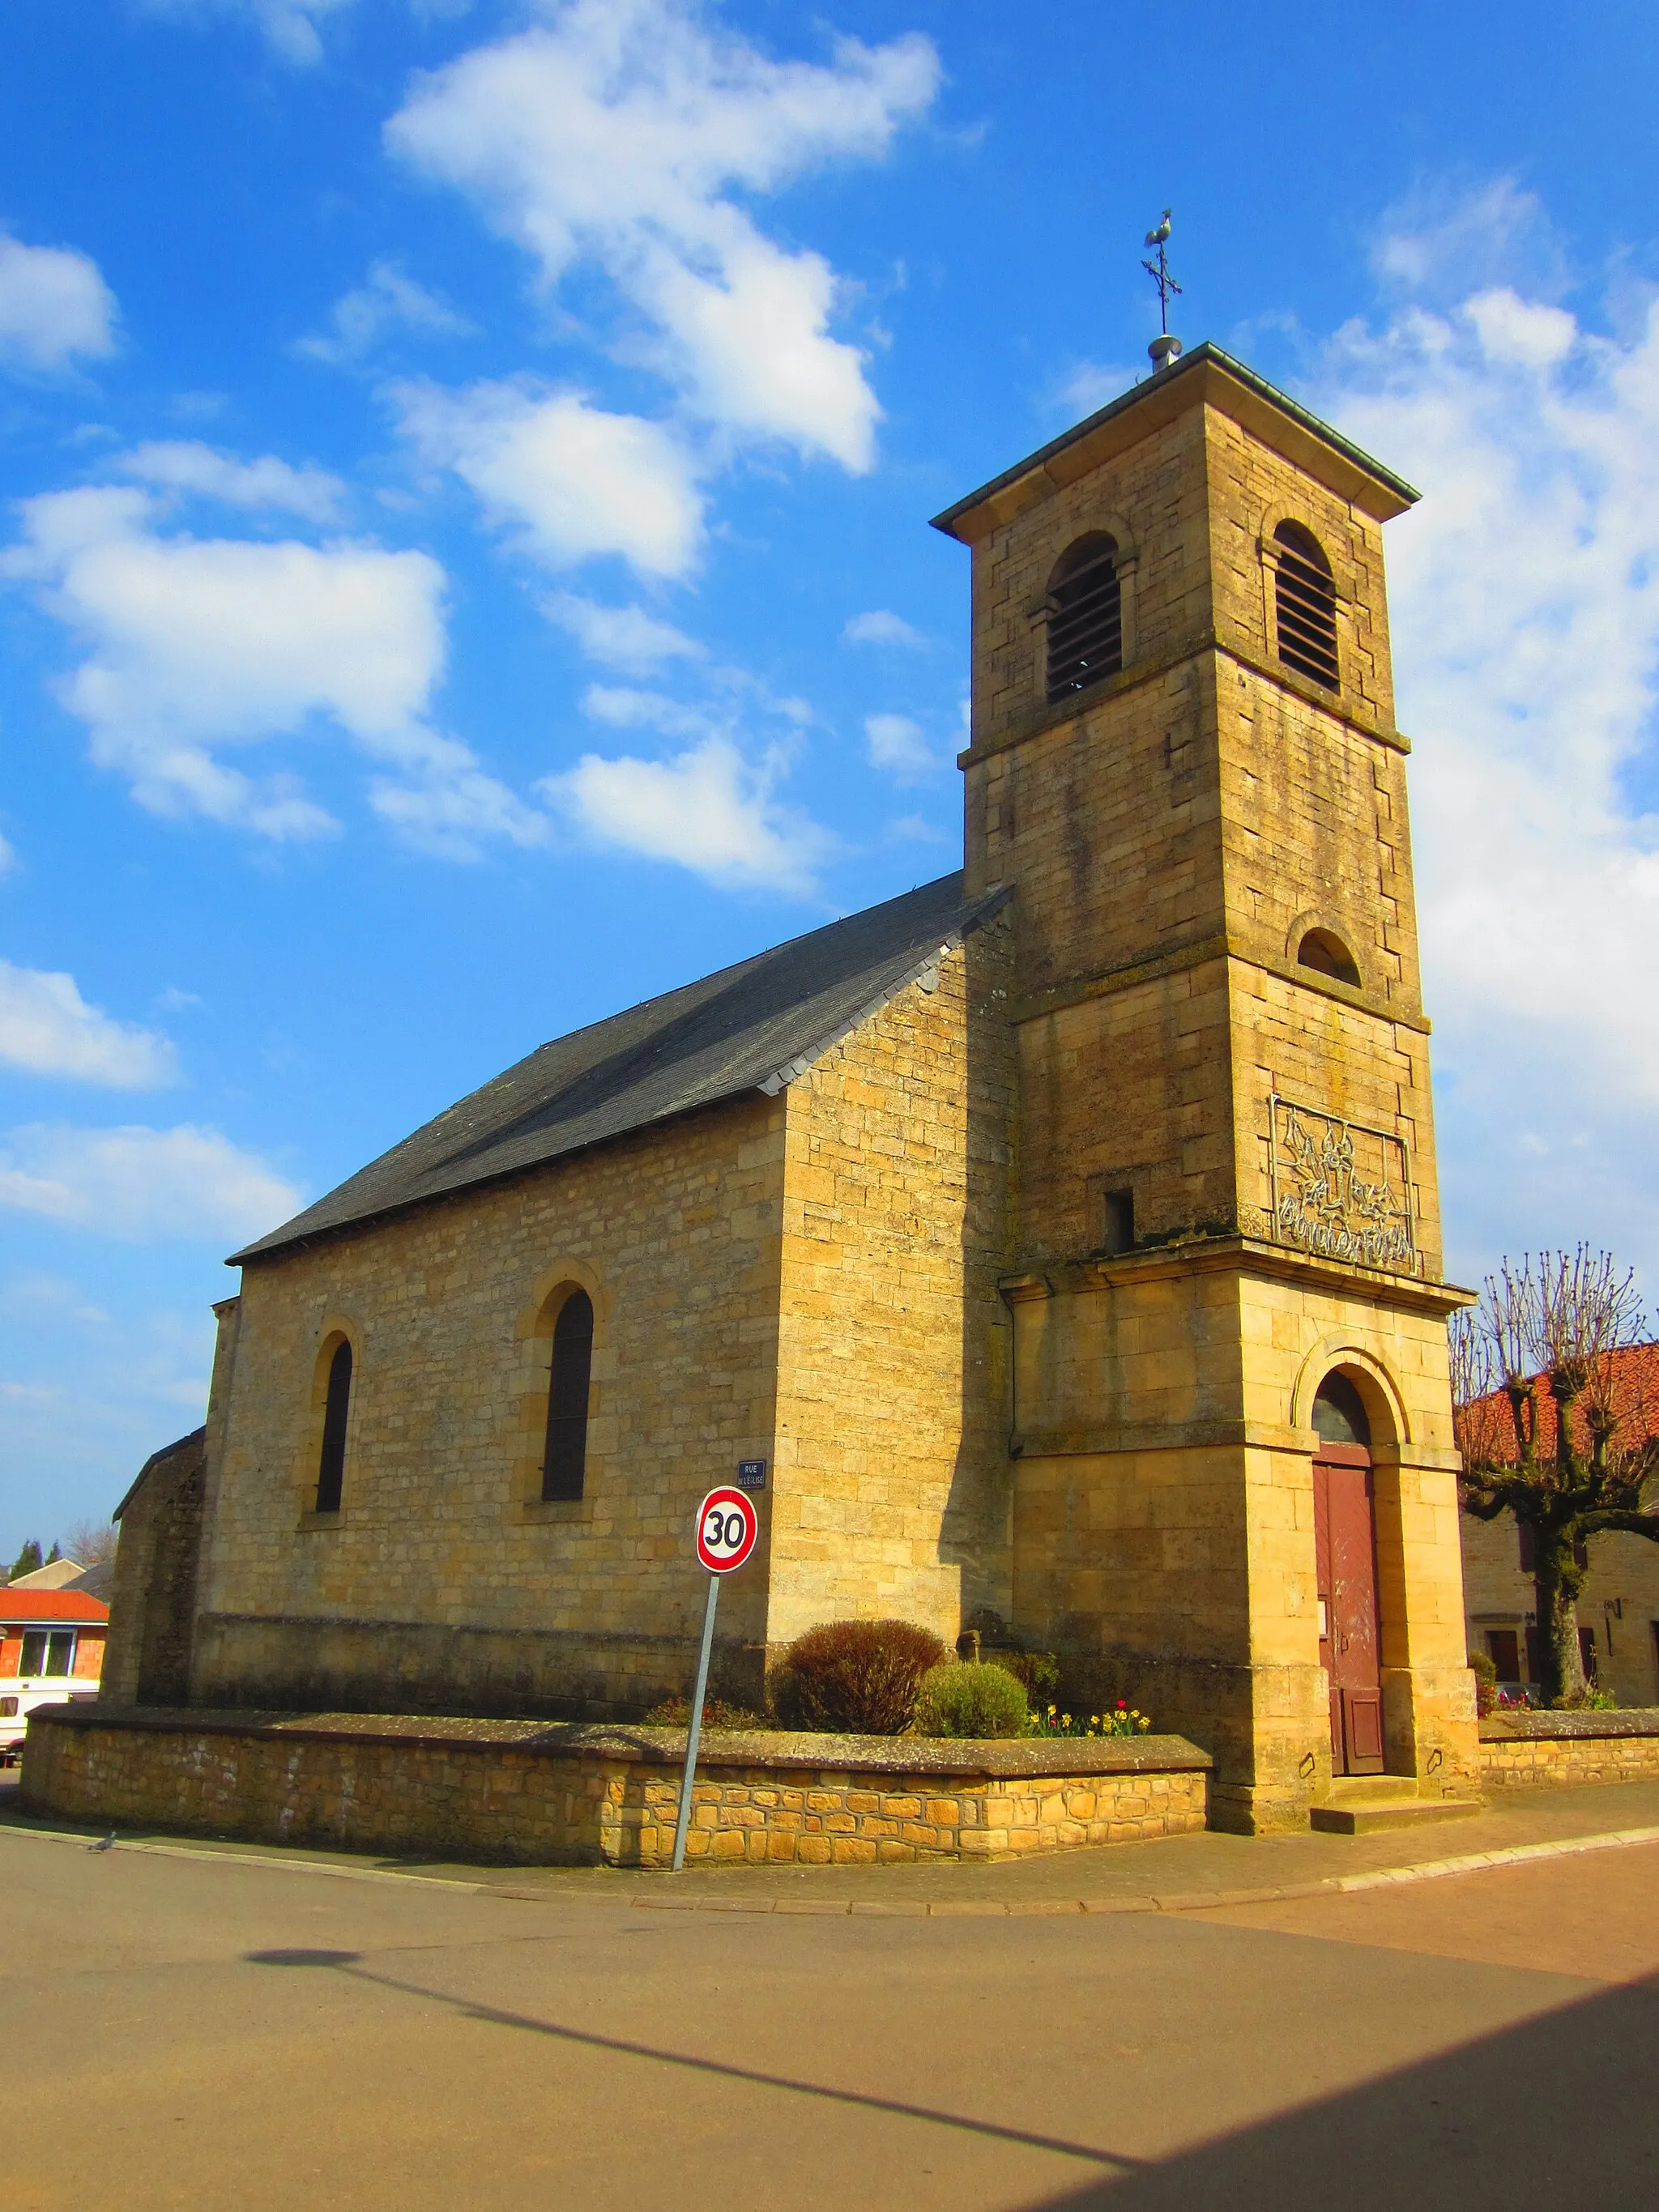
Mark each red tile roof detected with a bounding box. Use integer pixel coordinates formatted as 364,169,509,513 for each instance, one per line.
0,1588,110,1625
1459,1341,1659,1465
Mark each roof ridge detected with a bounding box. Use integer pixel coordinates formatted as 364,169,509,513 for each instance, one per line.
230,870,1000,1265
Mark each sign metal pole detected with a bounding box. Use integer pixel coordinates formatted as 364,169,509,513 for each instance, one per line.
671,1571,722,1873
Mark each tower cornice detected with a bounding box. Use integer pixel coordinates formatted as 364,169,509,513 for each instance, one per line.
930,342,1418,545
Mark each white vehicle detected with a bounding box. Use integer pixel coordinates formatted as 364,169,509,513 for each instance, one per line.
0,1590,109,1764
0,1677,100,1762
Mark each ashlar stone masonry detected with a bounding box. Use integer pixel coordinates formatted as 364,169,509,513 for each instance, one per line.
99,342,1480,1836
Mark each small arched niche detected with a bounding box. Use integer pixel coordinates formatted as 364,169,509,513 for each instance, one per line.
1045,533,1123,702
1297,927,1362,988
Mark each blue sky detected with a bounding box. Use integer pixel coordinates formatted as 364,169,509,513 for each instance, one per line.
4,0,1659,1558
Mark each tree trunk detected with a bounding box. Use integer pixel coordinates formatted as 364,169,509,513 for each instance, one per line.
1533,1536,1586,1707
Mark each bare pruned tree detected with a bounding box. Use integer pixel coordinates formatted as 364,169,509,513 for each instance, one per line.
1452,1247,1659,1706
58,1515,119,1571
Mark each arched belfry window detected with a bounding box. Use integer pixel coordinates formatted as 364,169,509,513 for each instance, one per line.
1045,535,1123,703
1273,521,1340,691
1297,927,1362,988
314,1340,352,1515
542,1288,595,1503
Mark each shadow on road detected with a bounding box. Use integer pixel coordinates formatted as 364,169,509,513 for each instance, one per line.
245,1945,1149,2173
245,1947,1659,2205
1037,1971,1659,2209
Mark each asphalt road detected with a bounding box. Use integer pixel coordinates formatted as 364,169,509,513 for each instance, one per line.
4,1822,1656,2211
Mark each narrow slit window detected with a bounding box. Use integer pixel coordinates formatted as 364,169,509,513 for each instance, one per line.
314,1340,352,1515
1046,535,1123,702
1273,522,1340,690
542,1289,595,1503
1102,1188,1136,1255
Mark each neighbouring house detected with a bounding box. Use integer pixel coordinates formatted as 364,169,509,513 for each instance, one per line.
102,343,1481,1832
0,1586,109,1763
7,1553,117,1603
1461,1343,1659,1706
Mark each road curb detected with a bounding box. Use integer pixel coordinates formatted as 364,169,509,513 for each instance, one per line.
624,1826,1659,1916
4,1812,1657,1915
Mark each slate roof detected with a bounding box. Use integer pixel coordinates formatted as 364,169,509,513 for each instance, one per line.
232,872,1009,1267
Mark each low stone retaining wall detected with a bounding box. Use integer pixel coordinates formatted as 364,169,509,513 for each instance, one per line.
17,1706,1211,1867
1480,1709,1659,1789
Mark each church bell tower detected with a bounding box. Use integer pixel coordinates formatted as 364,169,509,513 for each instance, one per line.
933,343,1478,1829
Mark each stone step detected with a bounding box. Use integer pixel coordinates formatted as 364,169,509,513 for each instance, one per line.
1323,1773,1420,1802
1309,1795,1483,1836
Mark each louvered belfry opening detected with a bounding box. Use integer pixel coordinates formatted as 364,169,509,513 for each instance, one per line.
1273,521,1340,690
542,1288,595,1502
1045,534,1123,703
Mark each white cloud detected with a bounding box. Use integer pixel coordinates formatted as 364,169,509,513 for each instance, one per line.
843,609,924,648
394,377,703,577
0,232,117,369
0,961,177,1086
864,710,935,781
580,683,719,739
298,259,476,364
1051,360,1137,424
545,592,705,673
544,734,830,896
1307,188,1659,1281
2,479,538,854
365,727,552,861
140,0,356,67
117,440,346,522
886,812,950,846
0,828,14,877
386,0,938,470
1371,178,1567,305
0,1123,301,1243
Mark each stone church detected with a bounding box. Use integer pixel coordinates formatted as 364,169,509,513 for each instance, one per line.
107,342,1479,1831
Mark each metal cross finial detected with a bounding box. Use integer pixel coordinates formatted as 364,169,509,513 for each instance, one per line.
1141,209,1183,369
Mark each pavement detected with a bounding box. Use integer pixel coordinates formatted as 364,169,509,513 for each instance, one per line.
3,1774,1657,2209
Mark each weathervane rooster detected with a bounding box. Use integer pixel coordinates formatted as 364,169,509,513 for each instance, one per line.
1142,209,1183,370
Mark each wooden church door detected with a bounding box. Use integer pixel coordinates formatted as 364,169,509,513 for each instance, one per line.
1314,1442,1384,1775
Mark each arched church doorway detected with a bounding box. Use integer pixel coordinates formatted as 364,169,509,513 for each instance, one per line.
1312,1373,1384,1775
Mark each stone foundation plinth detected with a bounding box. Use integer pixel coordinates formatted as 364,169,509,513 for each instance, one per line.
18,1706,1211,1867
1479,1710,1659,1790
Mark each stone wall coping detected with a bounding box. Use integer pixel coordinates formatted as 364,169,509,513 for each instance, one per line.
1480,1707,1659,1742
31,1703,1212,1778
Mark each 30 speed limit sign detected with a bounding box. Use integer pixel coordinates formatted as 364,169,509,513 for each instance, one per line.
672,1483,762,1871
695,1485,758,1574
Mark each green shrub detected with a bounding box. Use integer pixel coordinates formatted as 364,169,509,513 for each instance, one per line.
1557,1683,1619,1711
915,1661,1030,1739
771,1619,947,1735
985,1647,1060,1702
1466,1649,1497,1718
